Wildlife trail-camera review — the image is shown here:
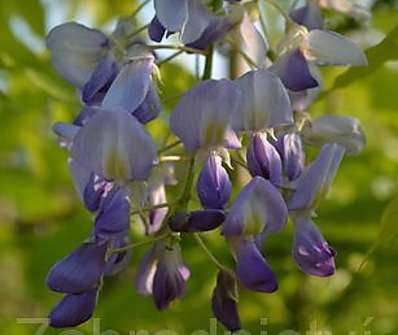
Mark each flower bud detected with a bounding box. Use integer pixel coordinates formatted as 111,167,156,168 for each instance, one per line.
169,209,225,232
197,154,231,209
246,132,283,186
276,133,305,181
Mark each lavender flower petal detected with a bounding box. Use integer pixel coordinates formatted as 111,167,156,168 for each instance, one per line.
169,210,225,232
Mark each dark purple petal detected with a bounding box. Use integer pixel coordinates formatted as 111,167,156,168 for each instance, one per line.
133,85,161,124
293,216,336,277
83,174,112,212
197,154,231,209
49,289,98,328
154,0,188,33
276,132,305,181
236,239,278,293
73,106,97,127
273,49,318,92
212,270,241,331
82,54,118,104
246,132,283,186
169,209,225,232
149,16,166,42
47,243,107,294
95,188,130,240
290,4,324,30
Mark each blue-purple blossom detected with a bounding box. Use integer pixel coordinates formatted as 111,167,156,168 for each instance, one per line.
289,143,345,211
197,153,231,209
276,133,305,182
235,238,278,293
169,209,225,232
290,2,324,30
47,242,107,294
232,69,293,132
170,79,242,151
212,270,241,331
49,289,98,328
104,236,132,276
293,215,336,277
71,109,157,182
271,49,319,92
135,241,190,310
94,187,130,240
246,132,283,186
223,177,288,237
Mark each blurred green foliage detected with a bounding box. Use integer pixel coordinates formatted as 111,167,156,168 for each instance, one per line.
0,0,398,334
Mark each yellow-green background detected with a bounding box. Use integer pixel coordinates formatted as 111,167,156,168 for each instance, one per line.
0,0,397,334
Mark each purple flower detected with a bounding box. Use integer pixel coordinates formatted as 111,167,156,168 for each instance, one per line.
271,49,318,92
289,143,345,211
169,209,225,233
276,133,305,182
83,174,113,212
170,79,242,151
293,215,336,277
46,22,110,89
290,3,324,30
232,70,293,132
49,289,98,328
102,55,161,123
94,187,130,240
235,238,278,293
223,177,288,237
71,109,157,182
135,242,190,310
47,242,107,294
197,154,231,209
148,16,167,43
246,132,283,186
212,270,241,331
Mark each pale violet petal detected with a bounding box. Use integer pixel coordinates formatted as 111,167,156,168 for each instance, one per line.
170,79,241,151
71,110,157,182
102,57,154,114
46,22,109,87
233,69,293,132
307,29,368,66
181,1,213,44
154,0,188,32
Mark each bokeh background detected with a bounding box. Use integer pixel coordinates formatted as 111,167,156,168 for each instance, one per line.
0,0,398,334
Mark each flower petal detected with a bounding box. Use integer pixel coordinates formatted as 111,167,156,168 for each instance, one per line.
154,0,188,32
290,4,324,30
170,79,241,151
306,29,368,66
236,238,278,293
289,143,345,210
71,110,157,181
47,242,107,294
49,289,98,328
233,69,293,131
135,248,158,296
102,57,155,114
169,209,225,232
46,22,108,87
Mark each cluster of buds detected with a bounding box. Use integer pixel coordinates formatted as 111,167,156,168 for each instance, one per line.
46,0,368,331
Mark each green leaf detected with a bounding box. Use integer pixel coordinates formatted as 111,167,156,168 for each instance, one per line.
327,24,398,93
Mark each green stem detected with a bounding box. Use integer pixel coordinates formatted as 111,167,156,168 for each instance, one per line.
157,50,184,66
157,140,182,154
126,24,149,39
110,232,170,254
178,156,196,210
130,202,172,216
149,44,208,55
193,233,227,270
202,45,214,80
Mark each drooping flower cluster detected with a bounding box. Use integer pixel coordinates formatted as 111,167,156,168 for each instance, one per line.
46,0,368,331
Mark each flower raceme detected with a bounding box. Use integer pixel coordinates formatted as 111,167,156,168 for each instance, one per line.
45,0,369,331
